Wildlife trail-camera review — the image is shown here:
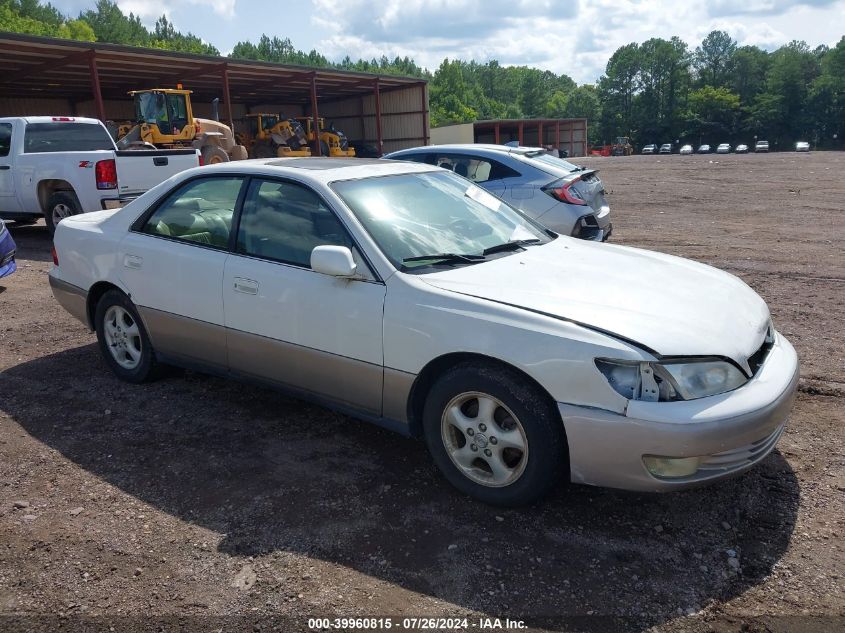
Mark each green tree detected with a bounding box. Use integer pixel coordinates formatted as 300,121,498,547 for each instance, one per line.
79,0,147,45
685,85,741,141
694,30,737,87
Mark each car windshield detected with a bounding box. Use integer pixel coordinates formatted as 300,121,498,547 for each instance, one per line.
332,170,551,272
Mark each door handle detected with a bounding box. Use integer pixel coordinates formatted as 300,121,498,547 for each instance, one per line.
123,254,143,269
153,156,169,166
233,277,259,295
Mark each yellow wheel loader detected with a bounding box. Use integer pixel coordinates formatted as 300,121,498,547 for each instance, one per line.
117,89,248,163
295,117,356,157
239,114,312,158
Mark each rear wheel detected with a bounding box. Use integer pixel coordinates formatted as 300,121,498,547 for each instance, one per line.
201,145,229,164
95,289,162,383
423,362,568,506
45,191,81,236
319,140,330,157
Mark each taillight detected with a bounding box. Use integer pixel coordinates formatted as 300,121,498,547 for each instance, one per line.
95,159,118,190
51,117,75,122
51,246,59,266
197,152,204,167
543,178,586,206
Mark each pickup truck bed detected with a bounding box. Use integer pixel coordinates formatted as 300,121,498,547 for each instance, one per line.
0,116,199,233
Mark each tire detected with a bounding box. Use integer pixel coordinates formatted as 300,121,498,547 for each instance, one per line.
319,140,330,157
201,145,229,164
422,362,568,507
45,191,81,236
94,289,162,383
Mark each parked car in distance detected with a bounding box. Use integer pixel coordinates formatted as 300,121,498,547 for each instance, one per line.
641,144,657,155
0,219,16,279
716,143,731,154
679,144,693,155
755,140,769,152
659,143,672,154
735,144,749,154
795,141,810,152
697,144,711,154
50,158,799,506
0,116,201,234
384,144,611,241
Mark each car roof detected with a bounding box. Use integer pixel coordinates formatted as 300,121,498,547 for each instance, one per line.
196,157,440,183
387,143,546,157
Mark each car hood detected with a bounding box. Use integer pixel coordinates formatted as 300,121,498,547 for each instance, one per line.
419,238,770,367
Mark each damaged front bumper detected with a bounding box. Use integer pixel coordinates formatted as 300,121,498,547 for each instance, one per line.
559,332,800,491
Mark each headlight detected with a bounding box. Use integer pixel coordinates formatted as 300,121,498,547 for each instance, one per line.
659,361,747,400
595,358,748,402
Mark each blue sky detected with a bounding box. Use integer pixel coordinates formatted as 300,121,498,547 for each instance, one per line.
49,0,845,83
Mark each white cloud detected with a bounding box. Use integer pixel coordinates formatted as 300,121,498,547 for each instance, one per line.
116,0,236,21
308,0,845,83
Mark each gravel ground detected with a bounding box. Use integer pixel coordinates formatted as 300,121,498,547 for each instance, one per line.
0,151,842,633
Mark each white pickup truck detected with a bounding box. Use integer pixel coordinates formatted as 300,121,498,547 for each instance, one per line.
0,116,200,234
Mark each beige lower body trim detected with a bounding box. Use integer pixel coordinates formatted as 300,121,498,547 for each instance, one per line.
137,306,228,371
226,328,383,415
383,367,415,425
49,275,90,329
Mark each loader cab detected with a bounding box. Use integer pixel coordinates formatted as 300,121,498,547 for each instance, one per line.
132,90,193,138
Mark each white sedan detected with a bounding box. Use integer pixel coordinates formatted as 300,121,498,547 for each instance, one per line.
49,159,799,506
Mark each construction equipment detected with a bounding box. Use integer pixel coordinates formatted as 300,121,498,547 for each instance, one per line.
610,136,634,156
295,117,356,157
117,88,248,163
238,114,311,158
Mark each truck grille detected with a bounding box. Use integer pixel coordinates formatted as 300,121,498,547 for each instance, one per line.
0,250,14,267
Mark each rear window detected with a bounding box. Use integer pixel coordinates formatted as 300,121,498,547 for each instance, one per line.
524,152,581,174
24,122,113,153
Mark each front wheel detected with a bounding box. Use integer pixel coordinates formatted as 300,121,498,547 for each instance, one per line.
423,363,568,506
45,191,81,236
95,289,162,383
201,145,229,164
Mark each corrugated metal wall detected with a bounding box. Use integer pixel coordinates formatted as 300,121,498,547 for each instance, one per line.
473,119,588,157
0,84,429,154
319,84,428,154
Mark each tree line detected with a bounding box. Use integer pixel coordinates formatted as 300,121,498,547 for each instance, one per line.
3,0,843,148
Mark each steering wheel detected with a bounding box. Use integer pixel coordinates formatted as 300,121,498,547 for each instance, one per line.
448,218,473,234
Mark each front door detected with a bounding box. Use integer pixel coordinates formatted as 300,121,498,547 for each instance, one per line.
223,177,386,414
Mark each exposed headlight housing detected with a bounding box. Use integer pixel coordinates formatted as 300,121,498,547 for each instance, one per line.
0,220,6,238
595,358,748,402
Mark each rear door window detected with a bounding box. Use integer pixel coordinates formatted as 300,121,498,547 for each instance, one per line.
23,122,114,153
140,176,245,249
434,153,520,183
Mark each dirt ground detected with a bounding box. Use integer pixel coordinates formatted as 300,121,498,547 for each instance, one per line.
0,151,842,633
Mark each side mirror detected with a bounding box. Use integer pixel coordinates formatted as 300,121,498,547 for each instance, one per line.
311,245,357,278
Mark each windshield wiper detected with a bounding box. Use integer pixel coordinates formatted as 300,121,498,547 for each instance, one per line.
402,253,487,265
481,239,542,256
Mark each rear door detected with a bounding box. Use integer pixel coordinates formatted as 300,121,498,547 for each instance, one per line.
115,149,201,197
118,174,246,371
223,177,386,414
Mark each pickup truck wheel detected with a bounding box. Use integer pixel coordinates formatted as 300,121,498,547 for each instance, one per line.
422,362,568,507
95,289,162,383
45,192,81,236
201,145,229,164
